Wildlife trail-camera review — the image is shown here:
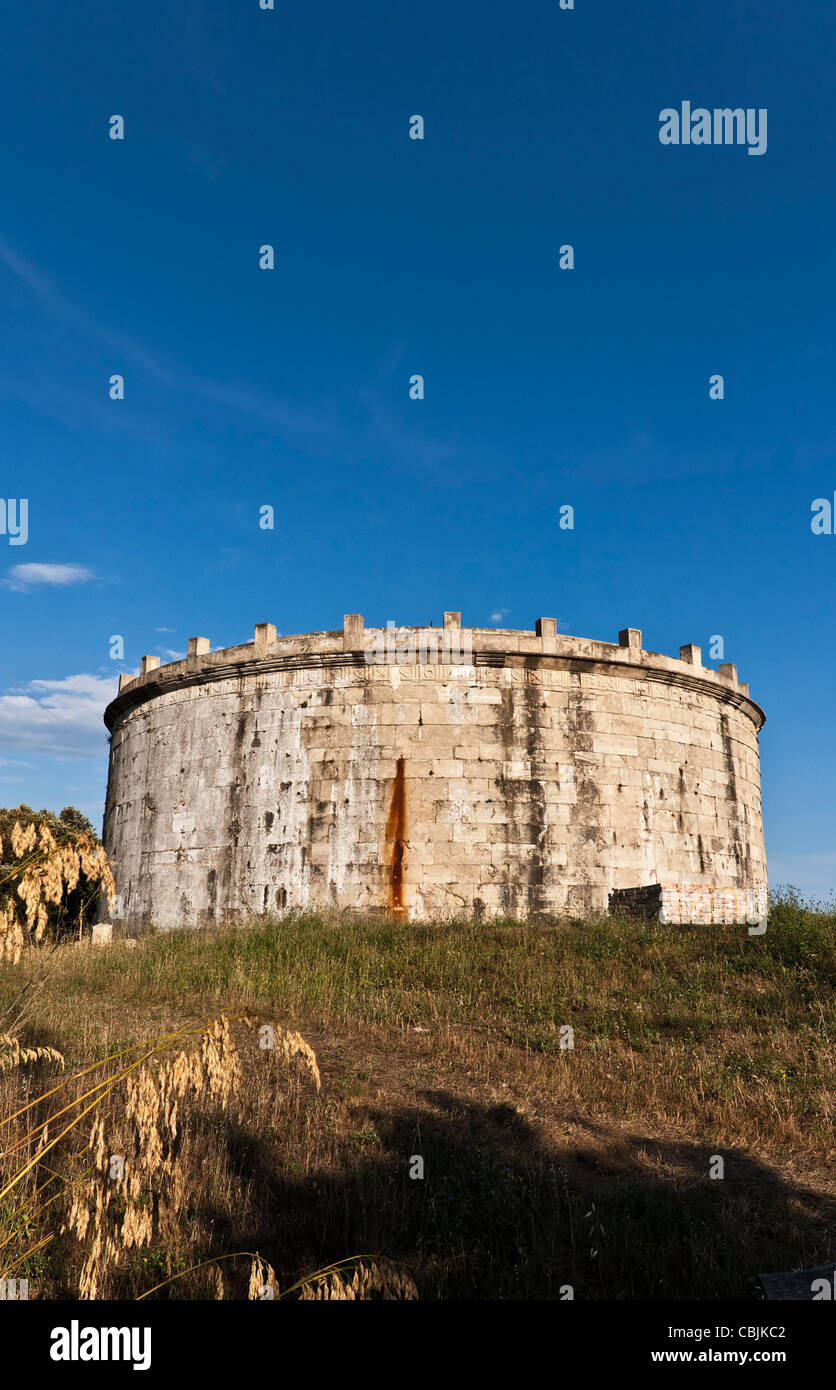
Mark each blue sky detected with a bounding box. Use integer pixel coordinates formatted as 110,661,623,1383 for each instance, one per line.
0,0,833,900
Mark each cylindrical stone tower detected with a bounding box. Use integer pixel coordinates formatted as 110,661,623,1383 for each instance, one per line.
101,614,767,929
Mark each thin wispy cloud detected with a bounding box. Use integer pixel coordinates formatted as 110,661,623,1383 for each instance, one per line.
0,236,178,385
0,242,57,300
0,237,338,451
3,563,95,592
0,237,462,475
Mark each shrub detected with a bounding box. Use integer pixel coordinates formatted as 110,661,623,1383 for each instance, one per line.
0,806,115,960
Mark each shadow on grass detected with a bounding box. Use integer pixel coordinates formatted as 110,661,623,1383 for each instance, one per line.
167,1091,836,1300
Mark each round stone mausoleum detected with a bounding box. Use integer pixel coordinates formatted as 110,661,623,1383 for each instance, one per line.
101,613,767,928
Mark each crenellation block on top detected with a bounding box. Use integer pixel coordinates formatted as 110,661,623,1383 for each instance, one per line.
536,617,557,653
253,623,277,656
618,628,642,656
343,614,364,651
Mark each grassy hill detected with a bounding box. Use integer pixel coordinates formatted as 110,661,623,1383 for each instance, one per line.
1,894,834,1299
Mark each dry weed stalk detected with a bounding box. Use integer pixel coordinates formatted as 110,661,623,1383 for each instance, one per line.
247,1253,279,1300
0,1033,64,1073
297,1260,419,1300
246,1253,418,1301
62,1013,322,1299
275,1029,321,1091
0,819,116,964
242,1015,322,1091
65,1015,242,1298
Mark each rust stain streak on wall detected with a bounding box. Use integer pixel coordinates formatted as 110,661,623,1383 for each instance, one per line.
385,756,407,912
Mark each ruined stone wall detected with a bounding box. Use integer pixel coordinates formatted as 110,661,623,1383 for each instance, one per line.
101,615,767,928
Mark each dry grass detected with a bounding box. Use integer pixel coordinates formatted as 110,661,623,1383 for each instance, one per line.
0,895,833,1299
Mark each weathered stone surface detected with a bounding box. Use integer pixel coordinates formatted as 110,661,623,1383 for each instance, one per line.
101,616,767,928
